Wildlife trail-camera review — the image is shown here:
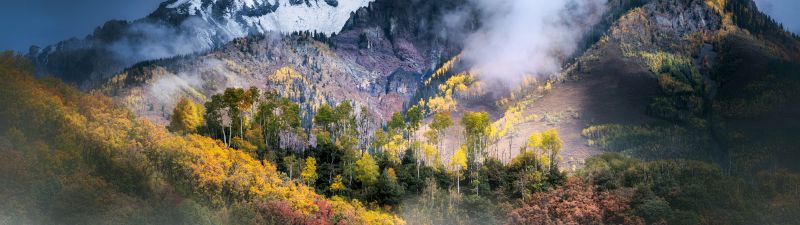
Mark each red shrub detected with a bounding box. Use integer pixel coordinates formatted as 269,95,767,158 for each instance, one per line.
507,178,644,225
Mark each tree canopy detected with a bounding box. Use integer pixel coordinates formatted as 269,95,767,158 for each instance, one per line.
168,97,204,134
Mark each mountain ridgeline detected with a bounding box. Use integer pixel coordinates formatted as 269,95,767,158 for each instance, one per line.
26,0,372,85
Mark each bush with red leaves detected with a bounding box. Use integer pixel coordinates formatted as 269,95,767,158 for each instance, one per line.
507,178,644,225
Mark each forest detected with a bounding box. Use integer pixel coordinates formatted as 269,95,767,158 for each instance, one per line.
2,47,799,224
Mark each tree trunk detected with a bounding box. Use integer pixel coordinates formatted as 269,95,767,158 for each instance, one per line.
222,127,229,147
456,170,461,195
508,134,513,162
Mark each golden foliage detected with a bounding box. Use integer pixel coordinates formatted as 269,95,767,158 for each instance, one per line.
0,54,404,224
421,143,438,165
301,157,318,186
168,97,204,134
268,66,308,99
383,135,406,165
450,146,468,171
356,153,380,186
426,53,463,84
427,95,457,113
330,175,346,193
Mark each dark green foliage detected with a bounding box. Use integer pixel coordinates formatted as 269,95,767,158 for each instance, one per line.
397,148,425,193
582,124,712,160
584,153,800,225
373,168,405,206
254,92,302,160
630,188,672,223
388,112,406,134
642,52,708,128
201,87,259,146
725,0,800,44
314,104,336,131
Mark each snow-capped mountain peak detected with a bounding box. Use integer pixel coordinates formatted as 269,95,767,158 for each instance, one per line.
160,0,371,35
31,0,373,83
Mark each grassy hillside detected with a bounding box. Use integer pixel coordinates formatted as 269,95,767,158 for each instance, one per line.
0,52,402,225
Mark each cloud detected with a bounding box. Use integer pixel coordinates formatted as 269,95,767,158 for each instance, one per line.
146,58,254,106
109,17,224,65
461,0,608,83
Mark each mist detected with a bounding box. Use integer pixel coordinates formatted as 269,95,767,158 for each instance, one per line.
109,17,223,66
462,0,608,83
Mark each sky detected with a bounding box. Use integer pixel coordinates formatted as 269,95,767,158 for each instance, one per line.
0,0,798,53
754,0,800,35
0,0,164,52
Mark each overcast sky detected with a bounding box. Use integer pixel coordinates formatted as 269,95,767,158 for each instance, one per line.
0,0,798,52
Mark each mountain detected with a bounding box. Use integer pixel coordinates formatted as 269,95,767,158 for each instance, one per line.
482,0,800,169
86,0,800,168
5,0,800,224
149,0,370,35
27,0,372,85
99,0,472,125
27,0,800,180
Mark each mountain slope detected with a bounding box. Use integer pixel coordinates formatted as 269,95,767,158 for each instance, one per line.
410,0,800,169
28,0,372,85
0,52,402,225
100,0,472,126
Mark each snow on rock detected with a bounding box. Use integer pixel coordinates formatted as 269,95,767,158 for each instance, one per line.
249,0,371,34
165,0,372,35
31,0,374,84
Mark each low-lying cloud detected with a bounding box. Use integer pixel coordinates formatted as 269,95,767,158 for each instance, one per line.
462,0,608,83
108,17,225,67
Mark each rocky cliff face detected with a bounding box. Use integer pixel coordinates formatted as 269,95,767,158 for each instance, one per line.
609,0,722,56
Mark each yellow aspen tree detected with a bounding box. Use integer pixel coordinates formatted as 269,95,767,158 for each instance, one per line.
451,146,468,195
168,97,204,134
301,157,318,187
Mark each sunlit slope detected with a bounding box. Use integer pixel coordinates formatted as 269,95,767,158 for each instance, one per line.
0,52,402,225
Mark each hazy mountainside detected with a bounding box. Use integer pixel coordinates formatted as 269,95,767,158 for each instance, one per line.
100,0,474,126
337,0,473,73
588,0,800,171
26,0,372,85
400,0,800,170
